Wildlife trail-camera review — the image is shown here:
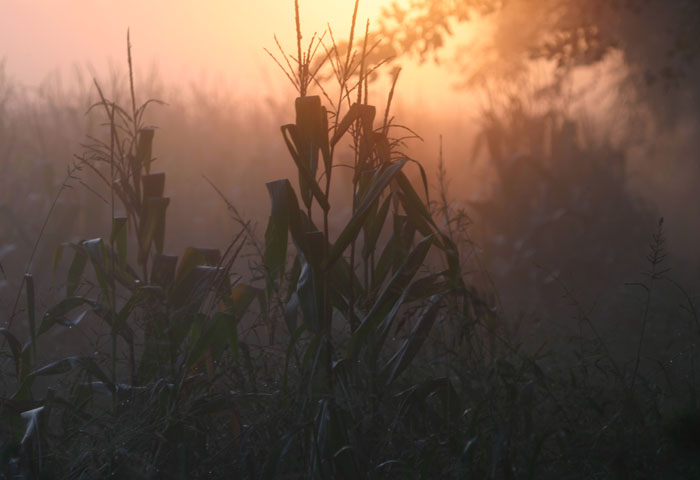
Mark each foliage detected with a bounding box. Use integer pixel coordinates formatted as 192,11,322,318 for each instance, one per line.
463,98,656,320
375,0,700,86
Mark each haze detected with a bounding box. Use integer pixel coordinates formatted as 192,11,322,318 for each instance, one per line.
0,1,397,91
0,0,697,308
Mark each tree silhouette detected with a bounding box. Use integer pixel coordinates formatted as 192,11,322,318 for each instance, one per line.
377,0,700,88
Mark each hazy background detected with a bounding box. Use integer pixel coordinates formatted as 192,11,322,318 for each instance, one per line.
0,1,458,104
1,0,698,326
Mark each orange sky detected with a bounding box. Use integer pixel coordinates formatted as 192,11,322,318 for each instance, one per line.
0,2,392,87
0,1,470,110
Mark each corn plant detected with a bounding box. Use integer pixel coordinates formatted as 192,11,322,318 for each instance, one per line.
0,34,265,478
256,2,480,476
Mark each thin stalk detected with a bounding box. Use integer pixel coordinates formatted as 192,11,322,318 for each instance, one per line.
348,19,369,333
108,101,118,396
5,164,80,333
127,29,138,139
345,0,360,76
383,68,400,135
630,219,667,395
295,0,303,94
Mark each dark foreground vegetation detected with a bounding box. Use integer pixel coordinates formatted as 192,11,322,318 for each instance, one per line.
1,3,700,479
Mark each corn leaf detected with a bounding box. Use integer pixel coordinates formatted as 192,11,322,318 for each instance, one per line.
173,247,208,286
151,253,178,288
362,193,392,260
38,297,96,335
24,274,37,361
136,128,155,175
381,294,444,385
296,256,322,333
141,171,164,198
170,265,220,310
0,328,22,377
264,180,291,282
186,311,238,370
324,158,408,270
331,103,376,147
66,248,88,297
30,356,113,389
348,234,433,360
138,196,170,264
110,217,128,270
281,124,330,211
83,238,110,300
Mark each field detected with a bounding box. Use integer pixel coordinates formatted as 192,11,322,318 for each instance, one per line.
1,2,699,478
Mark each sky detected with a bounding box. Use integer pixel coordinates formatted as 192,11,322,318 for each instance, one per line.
0,1,467,108
1,1,697,262
0,2,388,84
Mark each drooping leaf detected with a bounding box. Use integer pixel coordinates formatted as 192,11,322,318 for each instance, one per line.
38,297,96,335
138,196,170,263
264,180,319,273
293,96,330,176
151,253,178,288
294,96,325,210
331,103,376,147
141,171,164,198
281,124,330,212
173,247,208,286
136,128,155,175
264,180,291,283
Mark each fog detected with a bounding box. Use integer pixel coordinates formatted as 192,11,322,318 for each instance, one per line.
1,0,698,320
